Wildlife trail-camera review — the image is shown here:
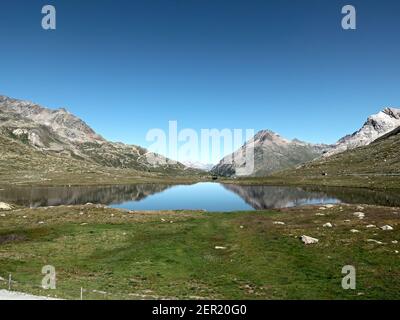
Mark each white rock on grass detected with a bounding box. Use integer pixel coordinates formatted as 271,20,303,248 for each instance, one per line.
273,221,285,225
325,204,335,209
301,235,319,245
366,225,376,228
323,223,333,228
0,202,12,211
367,239,384,245
0,214,5,217
350,229,360,233
381,225,394,231
391,240,398,244
353,212,365,219
215,246,227,250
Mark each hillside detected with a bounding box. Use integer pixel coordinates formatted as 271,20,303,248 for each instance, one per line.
289,125,400,175
0,95,201,185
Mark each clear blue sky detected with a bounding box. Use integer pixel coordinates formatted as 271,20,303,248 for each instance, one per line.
1,0,399,162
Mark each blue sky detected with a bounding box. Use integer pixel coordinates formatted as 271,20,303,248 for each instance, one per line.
1,0,399,163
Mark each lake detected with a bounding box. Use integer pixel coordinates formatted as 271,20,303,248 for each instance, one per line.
1,182,400,211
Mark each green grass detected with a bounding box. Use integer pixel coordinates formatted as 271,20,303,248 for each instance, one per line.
0,204,399,299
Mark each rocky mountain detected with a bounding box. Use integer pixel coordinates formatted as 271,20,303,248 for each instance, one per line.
211,130,330,177
0,95,195,176
323,107,400,157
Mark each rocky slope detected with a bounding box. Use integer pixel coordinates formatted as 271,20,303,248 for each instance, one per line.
324,107,400,157
211,130,330,177
280,125,400,177
0,95,194,176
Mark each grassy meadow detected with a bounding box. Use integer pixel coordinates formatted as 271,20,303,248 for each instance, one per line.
0,203,399,300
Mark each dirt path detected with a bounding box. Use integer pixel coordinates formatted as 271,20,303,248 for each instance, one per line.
0,289,59,300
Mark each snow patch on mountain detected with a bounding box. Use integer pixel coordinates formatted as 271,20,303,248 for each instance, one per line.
324,107,400,157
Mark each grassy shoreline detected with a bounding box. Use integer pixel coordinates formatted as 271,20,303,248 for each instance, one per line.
219,175,400,190
2,169,400,190
0,203,399,300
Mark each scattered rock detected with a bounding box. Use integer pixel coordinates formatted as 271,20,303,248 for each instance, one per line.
239,226,244,229
367,239,384,245
350,229,360,233
0,202,12,211
161,219,166,222
315,213,325,216
318,207,326,210
301,235,319,245
353,212,365,219
323,223,333,228
395,250,399,254
80,223,88,226
381,225,394,231
215,246,227,250
273,221,285,225
325,204,335,209
0,214,5,217
391,240,398,244
366,225,376,228
357,206,364,211
38,221,45,225
344,219,351,222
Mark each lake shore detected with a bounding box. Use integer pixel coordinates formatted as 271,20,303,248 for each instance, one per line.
0,203,399,300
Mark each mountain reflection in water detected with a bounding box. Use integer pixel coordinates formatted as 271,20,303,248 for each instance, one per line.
0,183,399,211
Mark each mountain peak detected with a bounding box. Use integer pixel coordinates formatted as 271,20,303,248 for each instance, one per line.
382,107,400,119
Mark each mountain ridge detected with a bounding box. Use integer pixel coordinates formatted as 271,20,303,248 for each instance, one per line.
0,94,196,176
211,106,400,177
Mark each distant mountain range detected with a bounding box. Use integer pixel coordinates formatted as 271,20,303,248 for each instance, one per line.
181,161,214,171
1,94,399,180
211,107,400,177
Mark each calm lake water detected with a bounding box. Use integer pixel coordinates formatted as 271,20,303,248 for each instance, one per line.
1,182,400,211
